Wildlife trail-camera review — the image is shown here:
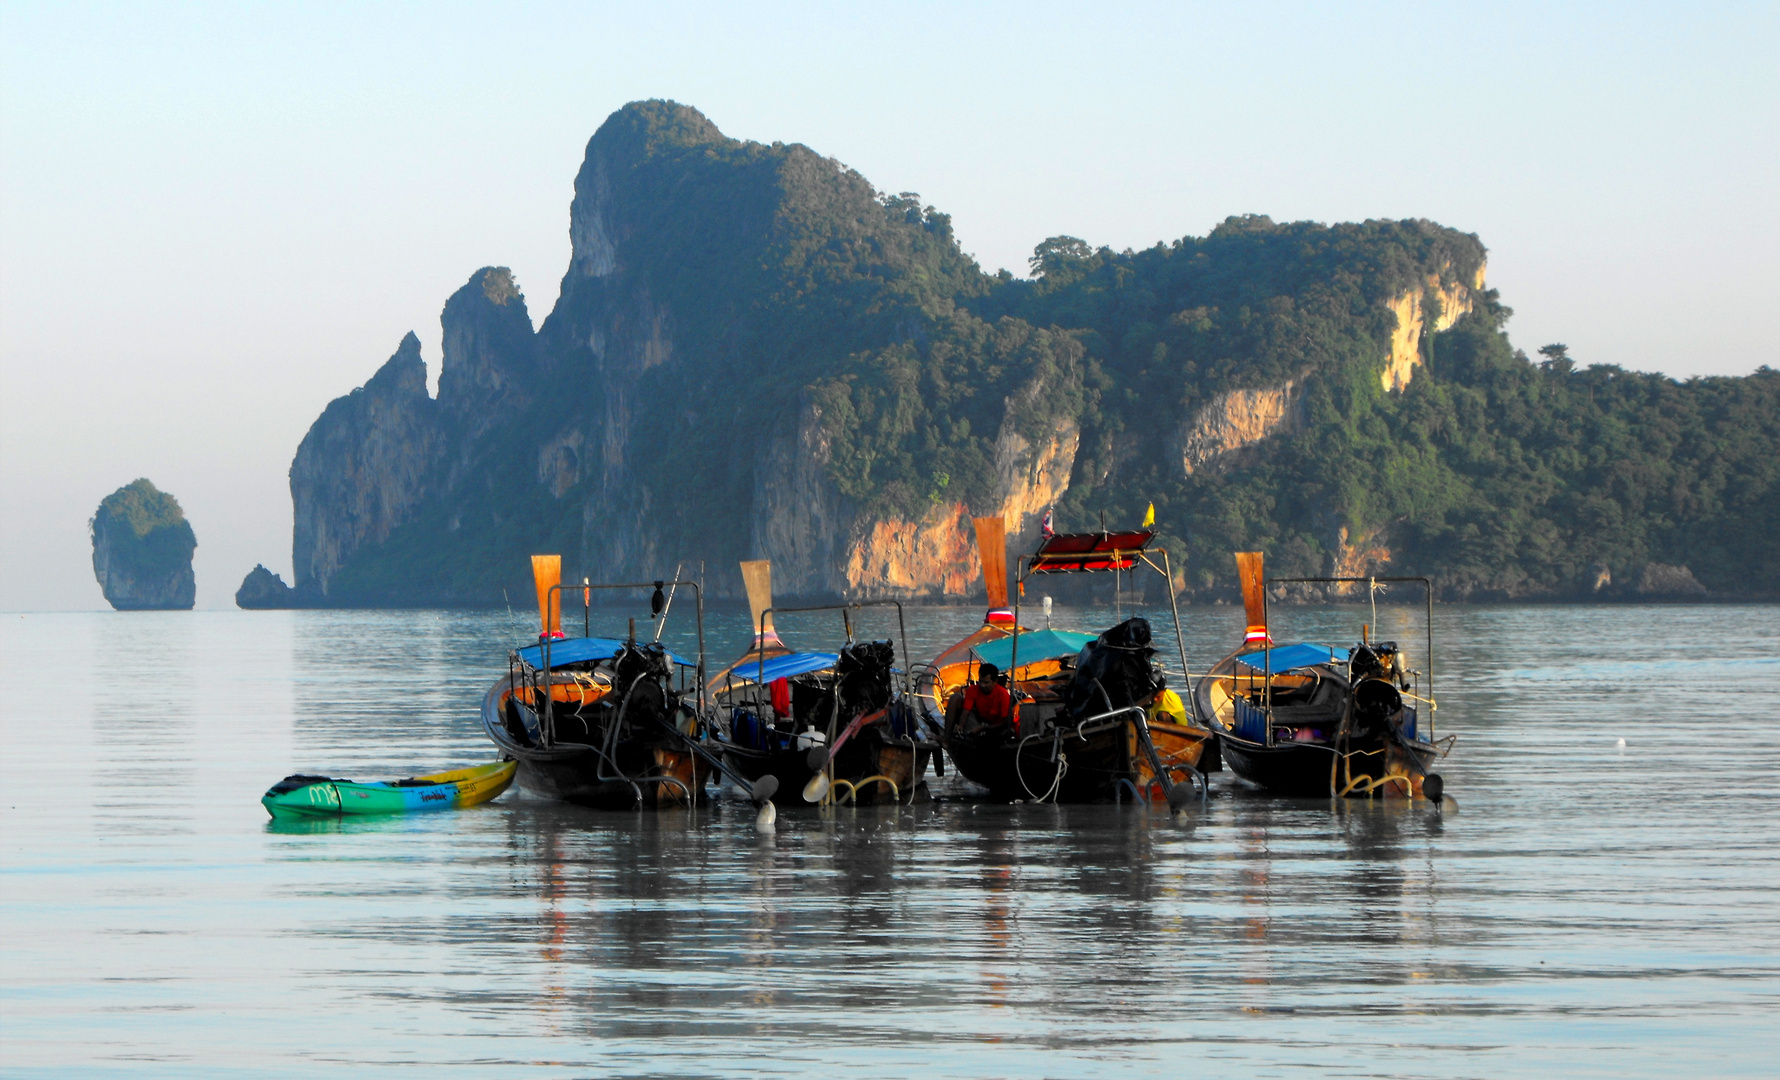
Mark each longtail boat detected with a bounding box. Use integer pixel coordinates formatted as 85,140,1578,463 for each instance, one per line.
479,556,776,811
1189,552,1447,799
933,518,1213,805
710,563,933,805
261,760,517,818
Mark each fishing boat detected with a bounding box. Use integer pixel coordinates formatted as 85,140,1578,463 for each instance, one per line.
261,760,517,819
932,518,1213,805
1189,552,1447,800
710,563,934,805
479,556,777,811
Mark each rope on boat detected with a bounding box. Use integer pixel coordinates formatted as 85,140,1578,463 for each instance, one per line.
1338,770,1412,798
834,775,900,805
1014,731,1068,803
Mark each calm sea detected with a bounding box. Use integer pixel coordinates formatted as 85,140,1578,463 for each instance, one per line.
2,601,1777,1077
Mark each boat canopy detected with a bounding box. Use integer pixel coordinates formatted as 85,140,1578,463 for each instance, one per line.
970,629,1095,671
1028,530,1154,573
717,650,839,686
1235,642,1345,672
517,636,692,671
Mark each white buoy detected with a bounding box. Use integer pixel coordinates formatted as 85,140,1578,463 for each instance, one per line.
755,800,777,831
1617,737,1627,748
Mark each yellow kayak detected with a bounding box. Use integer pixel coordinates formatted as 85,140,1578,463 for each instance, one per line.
262,760,517,818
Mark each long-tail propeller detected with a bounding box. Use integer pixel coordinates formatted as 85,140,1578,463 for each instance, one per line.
1235,551,1269,649
972,516,1013,627
531,554,562,639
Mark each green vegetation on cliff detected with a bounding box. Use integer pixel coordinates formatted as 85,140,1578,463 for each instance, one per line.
91,478,197,610
296,101,1779,604
946,220,1780,597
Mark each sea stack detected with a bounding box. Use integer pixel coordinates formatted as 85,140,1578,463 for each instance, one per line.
235,564,299,609
90,479,197,610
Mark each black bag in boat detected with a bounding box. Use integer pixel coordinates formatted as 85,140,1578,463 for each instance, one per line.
1064,617,1162,720
836,640,895,717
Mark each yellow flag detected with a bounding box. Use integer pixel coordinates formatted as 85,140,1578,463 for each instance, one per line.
1142,502,1155,528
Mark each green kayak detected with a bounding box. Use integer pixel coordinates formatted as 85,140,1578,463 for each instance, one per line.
261,760,517,819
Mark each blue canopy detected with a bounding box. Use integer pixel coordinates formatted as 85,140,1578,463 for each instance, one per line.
1235,642,1345,672
718,651,839,686
970,629,1096,671
517,636,691,671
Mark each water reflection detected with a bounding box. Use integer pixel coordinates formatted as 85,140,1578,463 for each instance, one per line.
3,605,1778,1076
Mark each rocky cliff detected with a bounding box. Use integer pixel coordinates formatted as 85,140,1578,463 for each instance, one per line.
289,332,442,599
259,101,1780,605
235,564,299,608
91,479,196,610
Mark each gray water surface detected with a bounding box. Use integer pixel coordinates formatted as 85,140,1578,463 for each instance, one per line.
2,603,1777,1077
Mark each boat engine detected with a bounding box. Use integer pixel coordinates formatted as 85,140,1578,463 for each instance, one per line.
611,642,675,730
836,640,895,717
1065,617,1162,719
1351,677,1402,729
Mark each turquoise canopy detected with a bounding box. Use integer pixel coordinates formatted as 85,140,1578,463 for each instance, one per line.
970,629,1096,671
517,636,691,670
1235,643,1345,672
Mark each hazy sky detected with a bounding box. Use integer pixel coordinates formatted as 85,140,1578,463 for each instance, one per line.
3,2,1775,611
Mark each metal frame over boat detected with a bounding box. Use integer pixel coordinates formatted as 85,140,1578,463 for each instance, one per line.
713,595,936,806
1190,551,1448,799
932,519,1213,805
480,556,777,811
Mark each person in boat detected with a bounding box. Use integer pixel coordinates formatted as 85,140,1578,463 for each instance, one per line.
1148,679,1188,727
948,662,1014,740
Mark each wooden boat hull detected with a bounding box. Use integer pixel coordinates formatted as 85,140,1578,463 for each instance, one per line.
948,716,1207,803
722,731,930,805
1218,736,1437,797
1194,652,1439,798
261,760,517,819
481,675,707,810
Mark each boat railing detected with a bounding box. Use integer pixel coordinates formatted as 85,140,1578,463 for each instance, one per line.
523,578,707,749
1011,542,1193,711
1260,575,1435,742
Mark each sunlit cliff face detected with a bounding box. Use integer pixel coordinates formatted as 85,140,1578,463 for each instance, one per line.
1381,265,1485,393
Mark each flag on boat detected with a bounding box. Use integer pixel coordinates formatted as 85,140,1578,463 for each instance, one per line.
1142,502,1155,528
1040,507,1054,538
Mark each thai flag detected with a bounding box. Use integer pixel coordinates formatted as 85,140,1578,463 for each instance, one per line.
1040,508,1054,538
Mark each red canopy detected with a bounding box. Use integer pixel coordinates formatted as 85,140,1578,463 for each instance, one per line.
1027,530,1155,573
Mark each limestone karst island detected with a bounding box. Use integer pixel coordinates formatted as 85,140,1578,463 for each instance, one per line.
91,479,197,611
241,100,1780,608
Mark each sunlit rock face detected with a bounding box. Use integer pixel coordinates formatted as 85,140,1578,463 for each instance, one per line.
1381,265,1485,392
91,479,196,610
1177,380,1303,477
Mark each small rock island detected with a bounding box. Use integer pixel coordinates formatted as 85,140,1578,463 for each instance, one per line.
91,479,197,610
235,564,300,609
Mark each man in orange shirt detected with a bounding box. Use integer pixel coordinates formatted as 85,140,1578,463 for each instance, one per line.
959,662,1014,737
